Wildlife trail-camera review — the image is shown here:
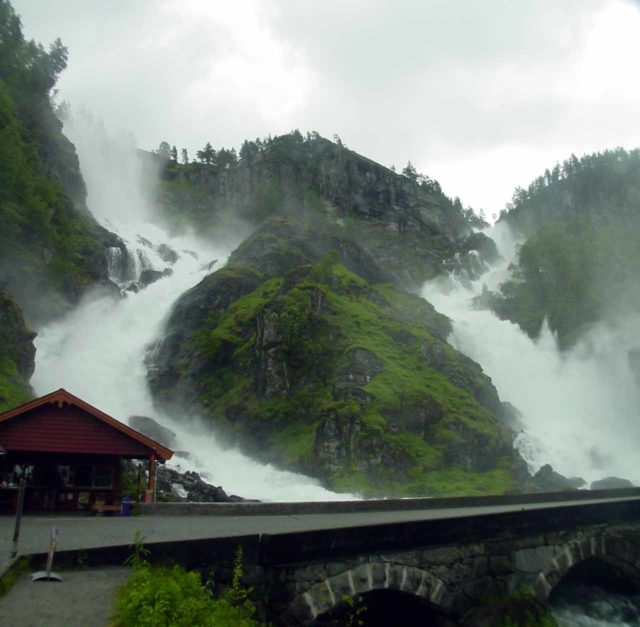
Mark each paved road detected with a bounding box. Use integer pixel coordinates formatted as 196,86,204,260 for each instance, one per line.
2,494,639,560
0,567,129,627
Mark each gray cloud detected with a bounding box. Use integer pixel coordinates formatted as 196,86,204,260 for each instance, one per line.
11,0,640,214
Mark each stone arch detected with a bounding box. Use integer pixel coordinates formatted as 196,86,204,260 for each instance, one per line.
281,562,459,626
533,532,640,601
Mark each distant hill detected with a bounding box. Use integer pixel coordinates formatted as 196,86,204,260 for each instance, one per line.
492,148,640,348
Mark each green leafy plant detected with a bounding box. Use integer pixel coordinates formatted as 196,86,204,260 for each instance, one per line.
342,594,366,627
124,531,150,570
0,557,30,597
113,544,259,626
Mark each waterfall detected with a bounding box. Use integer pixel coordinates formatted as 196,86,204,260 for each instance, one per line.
423,222,640,487
31,114,350,502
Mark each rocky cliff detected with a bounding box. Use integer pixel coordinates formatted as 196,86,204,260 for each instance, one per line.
0,288,35,411
0,1,123,328
148,150,529,495
158,133,492,288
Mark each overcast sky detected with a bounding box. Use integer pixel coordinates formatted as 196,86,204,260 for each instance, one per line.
12,0,640,217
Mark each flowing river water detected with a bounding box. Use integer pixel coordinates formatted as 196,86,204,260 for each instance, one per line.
28,118,640,623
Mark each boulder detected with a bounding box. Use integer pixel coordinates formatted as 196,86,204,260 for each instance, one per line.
199,259,218,272
128,415,177,448
156,243,179,264
156,467,249,502
139,268,173,288
590,476,634,490
533,464,586,491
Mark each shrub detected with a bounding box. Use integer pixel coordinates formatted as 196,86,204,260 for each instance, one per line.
113,541,259,627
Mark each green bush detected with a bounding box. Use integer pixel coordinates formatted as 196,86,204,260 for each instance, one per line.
113,543,259,627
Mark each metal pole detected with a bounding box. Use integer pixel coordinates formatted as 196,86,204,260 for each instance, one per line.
45,528,58,577
153,460,157,503
136,463,142,503
11,478,26,558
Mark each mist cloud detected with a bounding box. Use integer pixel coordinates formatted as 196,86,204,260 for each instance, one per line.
11,0,640,215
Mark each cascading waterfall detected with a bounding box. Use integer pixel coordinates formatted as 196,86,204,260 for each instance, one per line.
31,114,349,502
424,222,640,626
423,222,640,487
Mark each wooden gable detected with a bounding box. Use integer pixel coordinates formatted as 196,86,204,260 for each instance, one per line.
0,389,173,461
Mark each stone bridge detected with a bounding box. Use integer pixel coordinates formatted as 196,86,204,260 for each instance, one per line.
269,516,640,625
245,491,640,624
21,488,640,625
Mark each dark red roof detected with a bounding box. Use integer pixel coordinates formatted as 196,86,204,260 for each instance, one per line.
0,389,173,462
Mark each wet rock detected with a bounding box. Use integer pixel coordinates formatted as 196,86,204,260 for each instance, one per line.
128,415,177,448
533,464,586,491
156,467,249,502
590,476,635,490
381,396,444,437
156,243,179,264
332,381,371,404
139,268,173,288
199,259,218,272
0,289,36,382
340,347,384,387
459,232,500,264
314,410,361,474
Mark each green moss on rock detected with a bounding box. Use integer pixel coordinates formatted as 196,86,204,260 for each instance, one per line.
151,249,523,497
0,289,35,411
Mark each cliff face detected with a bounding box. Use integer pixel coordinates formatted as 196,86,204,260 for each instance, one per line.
0,288,35,411
158,135,491,288
148,166,528,495
0,2,122,328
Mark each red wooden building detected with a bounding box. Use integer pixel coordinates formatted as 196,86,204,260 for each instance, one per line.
0,388,173,513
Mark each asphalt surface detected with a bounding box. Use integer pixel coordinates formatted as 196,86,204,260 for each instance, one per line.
0,567,129,627
1,494,639,560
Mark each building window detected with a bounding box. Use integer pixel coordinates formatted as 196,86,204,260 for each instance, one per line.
56,465,74,487
92,466,114,488
75,465,92,487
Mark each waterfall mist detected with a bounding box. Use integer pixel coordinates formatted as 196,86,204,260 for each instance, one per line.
31,114,350,502
423,222,640,486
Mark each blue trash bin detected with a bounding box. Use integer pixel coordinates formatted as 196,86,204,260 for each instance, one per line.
121,496,132,516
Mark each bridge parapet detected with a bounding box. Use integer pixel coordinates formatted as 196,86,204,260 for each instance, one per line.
139,487,640,516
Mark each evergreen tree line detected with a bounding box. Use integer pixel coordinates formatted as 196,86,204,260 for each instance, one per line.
492,148,640,348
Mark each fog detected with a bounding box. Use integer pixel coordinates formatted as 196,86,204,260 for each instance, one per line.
11,0,640,214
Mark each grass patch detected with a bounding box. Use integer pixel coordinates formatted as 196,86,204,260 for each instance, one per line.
0,558,30,597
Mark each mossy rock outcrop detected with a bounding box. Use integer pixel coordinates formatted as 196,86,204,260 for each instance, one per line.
148,218,527,497
0,289,35,411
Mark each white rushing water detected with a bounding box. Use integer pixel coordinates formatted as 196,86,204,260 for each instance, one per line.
423,222,640,487
31,114,350,502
